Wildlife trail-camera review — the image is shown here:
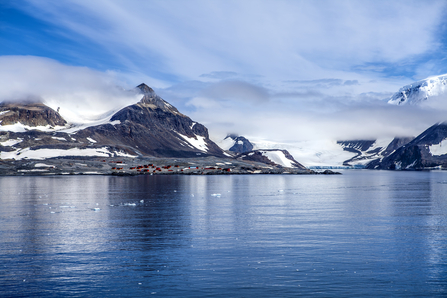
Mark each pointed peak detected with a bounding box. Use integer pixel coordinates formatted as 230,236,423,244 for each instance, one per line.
136,83,155,95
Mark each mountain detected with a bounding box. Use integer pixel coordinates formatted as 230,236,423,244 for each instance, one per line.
388,74,447,105
337,137,414,167
219,134,254,154
77,83,225,157
237,149,307,169
367,122,447,170
0,84,226,160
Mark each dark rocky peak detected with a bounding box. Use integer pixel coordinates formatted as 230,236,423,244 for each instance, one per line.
0,101,66,127
224,134,254,154
136,83,181,115
137,83,155,95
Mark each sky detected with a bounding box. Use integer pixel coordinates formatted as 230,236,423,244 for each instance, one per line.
2,0,447,144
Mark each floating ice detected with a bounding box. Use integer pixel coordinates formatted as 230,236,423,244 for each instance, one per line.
123,202,137,206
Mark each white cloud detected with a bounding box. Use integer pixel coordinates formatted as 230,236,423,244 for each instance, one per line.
18,0,447,83
0,56,141,122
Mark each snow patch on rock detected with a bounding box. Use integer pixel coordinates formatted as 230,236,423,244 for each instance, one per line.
429,139,447,156
0,122,67,133
1,147,137,160
177,133,208,152
260,150,293,167
0,138,22,146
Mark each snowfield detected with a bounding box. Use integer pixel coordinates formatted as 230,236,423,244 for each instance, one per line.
177,133,209,152
0,138,23,147
248,138,356,168
0,122,68,133
1,147,137,160
260,150,294,167
218,137,236,151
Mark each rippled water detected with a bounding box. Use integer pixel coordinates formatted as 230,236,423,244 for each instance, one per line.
1,171,447,297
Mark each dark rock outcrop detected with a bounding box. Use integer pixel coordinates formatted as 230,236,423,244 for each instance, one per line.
338,137,413,167
225,134,254,154
367,122,447,170
0,102,66,127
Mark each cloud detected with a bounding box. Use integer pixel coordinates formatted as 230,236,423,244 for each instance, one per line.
0,55,445,154
283,79,360,89
0,56,141,122
14,0,447,83
343,80,360,86
184,83,446,144
200,71,239,80
198,80,270,104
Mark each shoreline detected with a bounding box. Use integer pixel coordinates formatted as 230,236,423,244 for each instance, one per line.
0,156,341,176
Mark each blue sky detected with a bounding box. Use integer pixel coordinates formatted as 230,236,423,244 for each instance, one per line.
2,0,447,142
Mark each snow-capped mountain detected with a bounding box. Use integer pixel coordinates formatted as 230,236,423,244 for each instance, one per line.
0,84,226,160
388,74,447,105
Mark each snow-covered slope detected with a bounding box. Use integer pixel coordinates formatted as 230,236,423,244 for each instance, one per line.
248,138,355,168
388,74,447,105
237,149,306,169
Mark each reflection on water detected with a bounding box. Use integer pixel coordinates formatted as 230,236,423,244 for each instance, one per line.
1,172,447,297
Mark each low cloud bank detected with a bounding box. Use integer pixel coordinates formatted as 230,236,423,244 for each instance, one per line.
1,56,446,145
0,56,141,123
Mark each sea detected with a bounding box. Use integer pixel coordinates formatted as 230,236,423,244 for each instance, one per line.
1,170,446,297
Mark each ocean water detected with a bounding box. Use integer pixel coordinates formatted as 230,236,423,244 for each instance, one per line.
1,170,447,297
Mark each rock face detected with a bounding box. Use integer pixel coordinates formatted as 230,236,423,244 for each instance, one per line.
224,134,254,154
237,149,307,169
367,122,447,170
0,102,66,127
0,84,225,159
338,138,414,167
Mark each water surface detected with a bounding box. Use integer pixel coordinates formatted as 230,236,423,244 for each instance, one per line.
1,171,447,297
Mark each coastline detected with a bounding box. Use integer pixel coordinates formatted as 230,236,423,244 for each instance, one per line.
0,156,340,176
